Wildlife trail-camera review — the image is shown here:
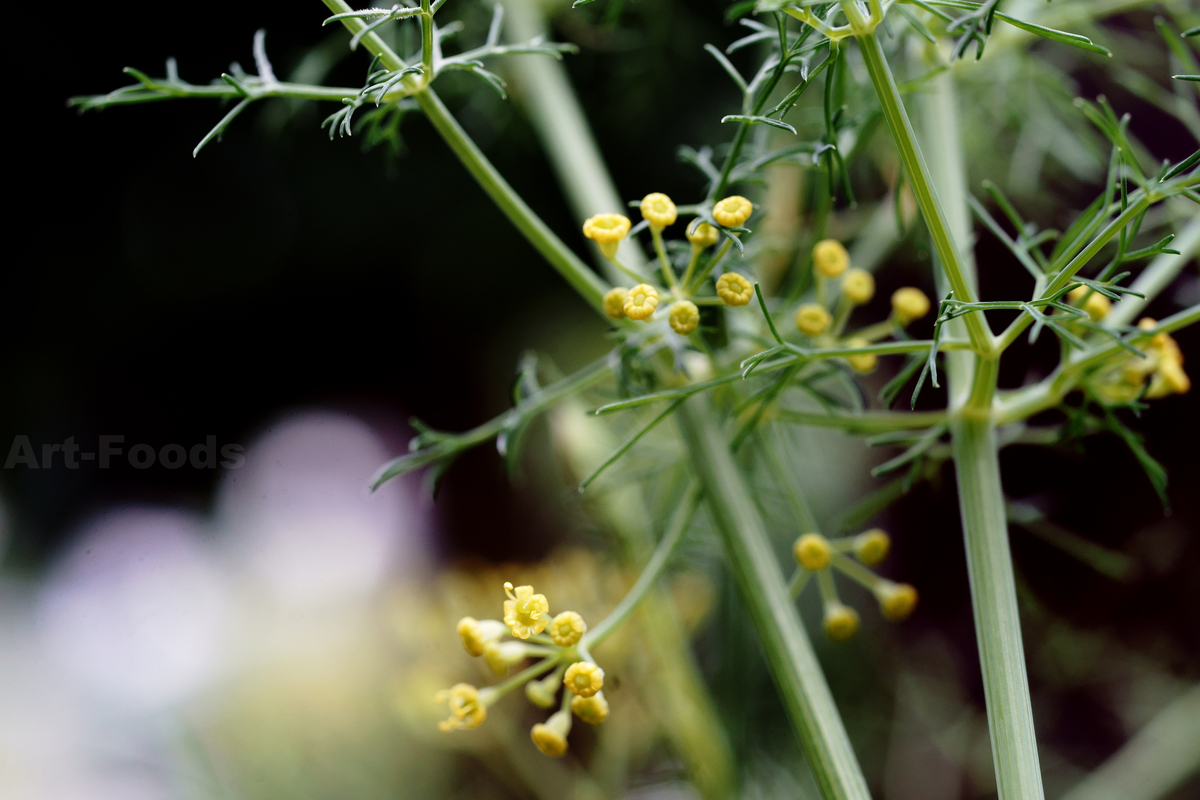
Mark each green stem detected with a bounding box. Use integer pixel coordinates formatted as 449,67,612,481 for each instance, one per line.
996,194,1154,351
855,32,993,354
776,409,946,434
676,397,871,800
583,484,701,648
487,655,561,700
950,414,1044,800
901,50,1045,798
651,228,679,290
321,0,611,316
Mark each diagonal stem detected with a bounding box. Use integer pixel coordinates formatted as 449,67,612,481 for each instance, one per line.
855,31,993,354
676,397,871,800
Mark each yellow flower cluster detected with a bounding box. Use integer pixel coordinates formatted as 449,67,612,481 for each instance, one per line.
1093,318,1190,403
439,581,611,758
790,528,917,641
1068,285,1112,321
583,192,758,331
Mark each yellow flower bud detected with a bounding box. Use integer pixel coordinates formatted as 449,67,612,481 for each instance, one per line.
841,268,875,305
687,221,720,248
713,195,753,227
483,640,527,675
571,691,610,725
853,529,890,566
795,303,832,336
716,272,754,306
582,213,631,259
457,616,506,657
1137,317,1158,331
844,337,877,374
603,287,628,320
503,582,550,640
1160,360,1190,395
531,709,572,757
1147,358,1190,398
891,287,930,325
876,582,919,622
640,192,678,230
1069,286,1110,320
623,283,659,321
525,673,559,709
669,300,701,335
563,661,604,697
548,611,586,647
813,239,850,278
823,603,860,642
1147,330,1183,364
793,533,831,571
435,683,488,731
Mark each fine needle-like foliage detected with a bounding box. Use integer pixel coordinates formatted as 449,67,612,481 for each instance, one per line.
74,2,1199,799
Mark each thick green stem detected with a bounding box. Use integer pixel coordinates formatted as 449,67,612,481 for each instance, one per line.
676,397,871,800
855,32,993,353
950,414,1044,800
908,53,1045,800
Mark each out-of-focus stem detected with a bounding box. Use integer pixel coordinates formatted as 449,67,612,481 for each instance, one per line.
1058,683,1200,800
584,485,701,648
676,397,871,800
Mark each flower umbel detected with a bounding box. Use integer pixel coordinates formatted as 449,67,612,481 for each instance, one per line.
623,283,659,321
503,582,550,639
716,272,754,306
640,192,678,230
712,195,753,227
564,661,604,697
435,683,488,732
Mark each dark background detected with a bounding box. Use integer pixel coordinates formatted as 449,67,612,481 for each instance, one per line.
2,2,1197,795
